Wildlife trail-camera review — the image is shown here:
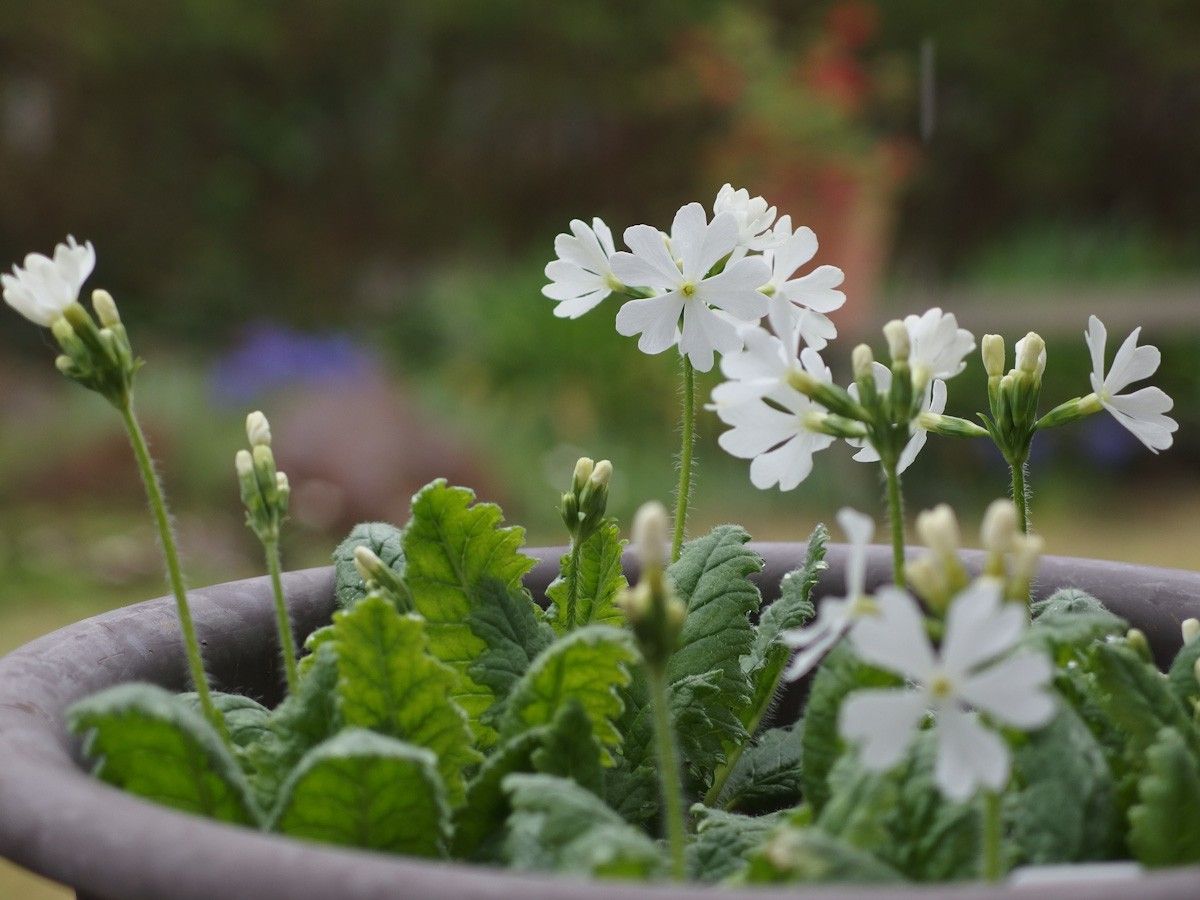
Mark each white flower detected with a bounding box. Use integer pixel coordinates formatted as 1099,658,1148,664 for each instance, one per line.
847,362,947,473
840,580,1056,801
2,236,95,326
713,183,778,256
1084,315,1177,452
904,308,975,385
762,215,845,352
542,218,619,319
713,348,835,490
782,508,875,679
612,203,769,373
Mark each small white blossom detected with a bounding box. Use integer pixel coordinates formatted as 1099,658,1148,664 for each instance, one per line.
612,203,769,372
762,215,845,351
713,183,778,256
1084,315,1177,452
713,348,835,490
847,362,947,473
904,308,975,385
782,508,875,679
2,236,95,326
1014,331,1047,379
542,218,619,319
840,580,1056,801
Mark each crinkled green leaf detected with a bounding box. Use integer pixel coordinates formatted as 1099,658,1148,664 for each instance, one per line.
466,578,554,724
178,691,270,751
1128,727,1200,867
818,733,980,882
716,724,805,814
546,517,627,634
330,593,480,804
332,521,406,610
502,773,664,878
501,624,634,760
602,763,659,826
532,699,603,794
69,683,258,825
1027,589,1127,657
688,807,787,883
742,525,825,733
800,643,900,812
1167,636,1200,712
1007,705,1121,864
271,728,449,857
452,729,544,861
402,480,536,745
739,827,903,885
1088,640,1199,756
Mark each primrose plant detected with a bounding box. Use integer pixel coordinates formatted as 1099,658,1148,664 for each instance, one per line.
5,191,1196,891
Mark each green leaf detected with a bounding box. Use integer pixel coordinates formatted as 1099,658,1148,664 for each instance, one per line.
601,763,659,826
545,517,627,634
688,807,787,883
818,733,980,882
465,578,554,723
271,728,449,857
332,521,405,610
502,773,664,878
531,699,604,794
69,683,258,825
800,644,900,812
1027,589,1127,656
402,480,536,745
330,593,481,805
740,827,904,885
1128,727,1200,867
1007,705,1121,864
1167,636,1200,711
501,624,634,760
716,724,805,813
178,691,270,751
1088,640,1199,756
452,729,544,861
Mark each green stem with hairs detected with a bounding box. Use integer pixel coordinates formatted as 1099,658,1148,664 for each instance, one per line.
1010,458,1029,534
564,539,583,630
647,664,687,879
671,356,696,563
118,398,227,741
982,790,1004,881
883,459,906,587
264,538,300,694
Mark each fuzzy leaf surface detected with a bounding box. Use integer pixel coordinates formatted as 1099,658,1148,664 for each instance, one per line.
1026,589,1127,656
271,728,449,857
531,699,604,794
688,807,787,883
466,578,554,722
1087,640,1199,756
546,517,626,634
1128,727,1200,866
717,724,805,813
452,729,544,861
740,827,903,885
69,683,258,825
1167,636,1200,711
332,521,406,610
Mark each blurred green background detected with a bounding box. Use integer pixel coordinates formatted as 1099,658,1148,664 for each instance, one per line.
1,2,1199,894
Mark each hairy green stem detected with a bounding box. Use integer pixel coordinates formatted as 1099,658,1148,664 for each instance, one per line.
264,538,300,694
119,400,226,741
883,460,906,587
647,665,687,879
981,790,1003,881
1010,458,1029,534
705,674,778,807
564,539,583,630
671,357,696,564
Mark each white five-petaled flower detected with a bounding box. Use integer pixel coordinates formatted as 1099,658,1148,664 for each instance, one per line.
1084,315,1177,452
762,215,845,352
2,236,96,326
847,362,947,474
542,218,619,319
782,508,875,679
713,347,835,490
708,315,812,411
840,579,1056,801
612,203,770,373
713,183,779,257
904,308,975,386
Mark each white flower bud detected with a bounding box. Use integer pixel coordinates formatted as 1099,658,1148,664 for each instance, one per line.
353,545,382,583
851,344,874,379
981,499,1018,555
246,410,272,448
981,334,1005,378
1016,332,1047,379
1182,618,1200,645
883,319,910,363
92,289,121,327
589,459,612,489
235,449,254,479
916,504,959,559
1011,533,1044,584
632,501,669,572
275,471,290,494
572,457,595,492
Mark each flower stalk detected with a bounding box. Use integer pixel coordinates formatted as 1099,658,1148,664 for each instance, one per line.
672,358,696,563
981,790,1004,881
558,457,612,628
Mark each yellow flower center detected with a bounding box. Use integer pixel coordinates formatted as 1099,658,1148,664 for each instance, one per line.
929,673,954,700
681,281,697,298
849,595,878,618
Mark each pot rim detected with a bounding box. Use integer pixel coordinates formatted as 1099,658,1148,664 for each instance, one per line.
0,543,1197,900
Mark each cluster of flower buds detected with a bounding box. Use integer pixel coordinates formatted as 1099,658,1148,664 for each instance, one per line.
560,456,613,544
617,502,686,670
978,332,1047,467
235,411,290,544
51,291,139,408
353,545,413,612
906,499,1043,609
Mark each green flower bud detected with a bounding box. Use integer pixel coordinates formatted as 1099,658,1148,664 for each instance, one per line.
572,457,595,493
981,334,1005,378
1016,332,1046,379
851,344,874,380
92,289,121,328
917,412,989,439
589,459,612,489
1126,628,1152,662
246,410,272,448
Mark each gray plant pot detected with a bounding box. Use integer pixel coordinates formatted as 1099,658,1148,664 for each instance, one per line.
0,544,1198,900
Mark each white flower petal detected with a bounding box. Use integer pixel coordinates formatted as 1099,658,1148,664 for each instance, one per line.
958,652,1056,728
836,507,874,600
749,433,823,491
1085,315,1107,384
1103,395,1178,452
940,579,1023,675
782,618,847,681
680,300,740,372
614,293,683,355
781,264,846,312
620,225,681,287
716,401,797,457
796,310,837,351
849,586,936,680
550,289,610,319
839,688,926,771
771,225,818,281
1105,327,1160,394
700,256,770,321
934,706,1010,801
